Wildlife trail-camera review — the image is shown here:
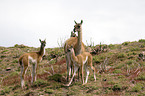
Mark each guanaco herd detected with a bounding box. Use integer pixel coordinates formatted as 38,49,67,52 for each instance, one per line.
19,20,96,88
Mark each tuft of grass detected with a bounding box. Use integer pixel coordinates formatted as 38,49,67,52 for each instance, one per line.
117,53,126,58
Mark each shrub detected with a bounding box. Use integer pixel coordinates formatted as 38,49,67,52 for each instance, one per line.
48,74,63,82
0,87,10,95
122,42,130,46
45,89,54,94
32,79,48,88
12,85,21,90
117,53,126,58
112,69,122,74
112,84,122,91
126,60,135,65
132,83,143,92
108,44,115,49
138,39,145,43
115,63,125,69
12,60,18,63
135,72,145,80
129,47,140,51
1,55,6,58
1,50,8,53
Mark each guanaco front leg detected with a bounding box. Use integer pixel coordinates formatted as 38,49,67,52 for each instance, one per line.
66,65,79,86
80,64,84,84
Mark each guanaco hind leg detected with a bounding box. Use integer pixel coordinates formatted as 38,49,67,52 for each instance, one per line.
84,65,90,84
31,63,37,84
84,64,96,85
90,65,96,81
20,58,28,88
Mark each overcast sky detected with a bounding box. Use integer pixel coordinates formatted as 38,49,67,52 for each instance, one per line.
0,0,145,48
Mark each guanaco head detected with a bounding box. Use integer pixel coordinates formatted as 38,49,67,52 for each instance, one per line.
73,20,83,32
70,31,77,37
39,39,46,48
67,45,74,53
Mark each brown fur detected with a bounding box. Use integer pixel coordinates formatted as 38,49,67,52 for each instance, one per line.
64,37,86,54
64,20,86,81
19,39,46,88
65,47,96,86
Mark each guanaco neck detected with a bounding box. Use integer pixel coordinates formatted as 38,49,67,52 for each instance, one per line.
70,49,78,62
76,28,82,56
38,45,45,56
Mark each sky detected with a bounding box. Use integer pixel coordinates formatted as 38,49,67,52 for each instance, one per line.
0,0,145,48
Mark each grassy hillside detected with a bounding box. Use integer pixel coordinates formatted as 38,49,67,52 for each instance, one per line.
1,39,145,96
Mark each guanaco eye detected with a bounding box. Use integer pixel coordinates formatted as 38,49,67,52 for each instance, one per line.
77,25,80,28
67,49,70,52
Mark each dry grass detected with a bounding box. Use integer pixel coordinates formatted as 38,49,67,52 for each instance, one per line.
1,40,145,95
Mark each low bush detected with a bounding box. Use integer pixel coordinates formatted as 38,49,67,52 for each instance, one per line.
138,39,145,43
112,84,122,91
131,83,143,92
32,79,49,88
135,72,145,80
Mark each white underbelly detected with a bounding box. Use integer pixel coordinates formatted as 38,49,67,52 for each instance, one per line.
28,56,37,64
83,56,88,64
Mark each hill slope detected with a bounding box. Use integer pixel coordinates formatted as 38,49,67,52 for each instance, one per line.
1,39,145,96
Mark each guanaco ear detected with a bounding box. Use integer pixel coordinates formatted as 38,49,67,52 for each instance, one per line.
67,45,70,48
39,39,42,42
74,20,77,24
80,20,83,24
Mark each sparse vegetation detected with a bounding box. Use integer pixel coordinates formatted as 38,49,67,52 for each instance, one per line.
1,40,145,95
